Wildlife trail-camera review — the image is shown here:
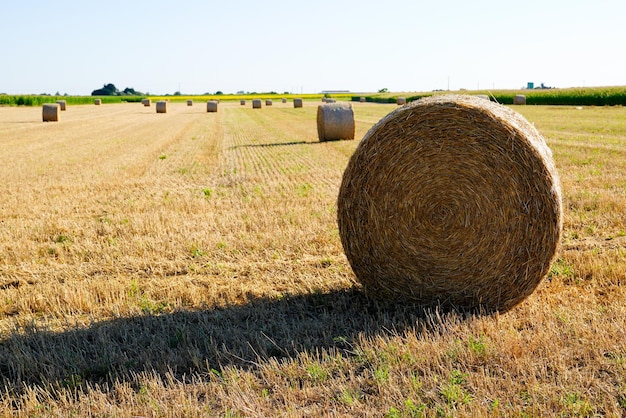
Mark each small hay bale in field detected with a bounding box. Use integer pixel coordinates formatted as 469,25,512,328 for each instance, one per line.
282,98,287,103
317,102,355,141
360,97,366,103
240,99,246,105
266,99,273,106
252,99,262,109
514,94,527,105
187,100,193,106
477,94,490,100
396,97,406,105
42,103,60,122
207,100,218,112
56,100,67,111
337,94,562,312
156,101,167,113
94,99,102,105
293,98,303,108
142,99,151,107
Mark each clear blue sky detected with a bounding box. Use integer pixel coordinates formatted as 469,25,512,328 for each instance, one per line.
2,0,625,95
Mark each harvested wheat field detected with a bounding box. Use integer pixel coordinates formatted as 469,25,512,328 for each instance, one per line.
0,100,625,416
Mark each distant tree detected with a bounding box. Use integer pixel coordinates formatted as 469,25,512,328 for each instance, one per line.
378,88,388,93
215,91,223,95
91,83,119,96
173,91,181,96
123,87,140,95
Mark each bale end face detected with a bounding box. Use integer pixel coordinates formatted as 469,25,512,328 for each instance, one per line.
293,98,303,108
252,99,262,109
207,101,218,112
337,94,562,312
156,101,167,113
42,104,60,122
317,103,355,141
187,100,193,106
514,94,527,105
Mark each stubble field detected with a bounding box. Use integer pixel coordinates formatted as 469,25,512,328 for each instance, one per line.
0,100,625,416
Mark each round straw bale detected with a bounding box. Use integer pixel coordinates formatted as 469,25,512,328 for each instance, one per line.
207,100,218,112
360,97,366,103
156,101,167,113
240,99,246,105
396,97,406,105
142,99,151,107
282,98,287,103
42,103,60,122
514,94,527,105
266,99,273,106
187,100,193,106
56,100,67,111
293,98,303,108
94,99,102,105
252,99,262,109
337,94,562,312
317,103,355,141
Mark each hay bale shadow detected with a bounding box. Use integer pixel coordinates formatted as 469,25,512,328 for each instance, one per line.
0,289,480,394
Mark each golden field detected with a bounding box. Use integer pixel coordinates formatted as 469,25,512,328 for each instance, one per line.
0,100,625,416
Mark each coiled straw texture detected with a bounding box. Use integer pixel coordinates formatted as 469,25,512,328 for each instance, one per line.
337,94,562,312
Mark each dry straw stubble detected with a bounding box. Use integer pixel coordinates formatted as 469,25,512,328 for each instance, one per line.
316,102,355,141
42,103,60,122
337,94,562,312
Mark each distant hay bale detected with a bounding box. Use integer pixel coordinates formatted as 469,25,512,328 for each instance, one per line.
477,94,490,100
266,99,273,106
337,94,562,312
187,100,193,106
207,100,218,112
156,101,167,113
360,97,366,103
56,100,67,111
514,94,527,105
252,99,262,109
326,98,336,103
142,99,151,107
293,98,303,108
42,103,60,122
396,97,406,105
282,98,287,103
240,100,246,105
317,103,355,141
94,99,102,105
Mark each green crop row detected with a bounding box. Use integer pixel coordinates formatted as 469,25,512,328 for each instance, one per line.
353,86,626,106
0,95,145,106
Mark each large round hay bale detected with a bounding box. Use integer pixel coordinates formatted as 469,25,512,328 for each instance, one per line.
360,97,366,103
317,103,355,141
42,103,60,122
56,100,67,111
282,98,287,103
207,100,218,112
266,99,273,106
142,99,151,107
252,99,262,109
94,99,102,105
337,94,562,312
514,94,527,105
187,100,193,106
293,98,303,108
156,101,167,113
396,97,406,105
240,99,246,106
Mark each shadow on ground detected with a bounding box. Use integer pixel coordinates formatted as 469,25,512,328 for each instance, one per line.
0,288,473,393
